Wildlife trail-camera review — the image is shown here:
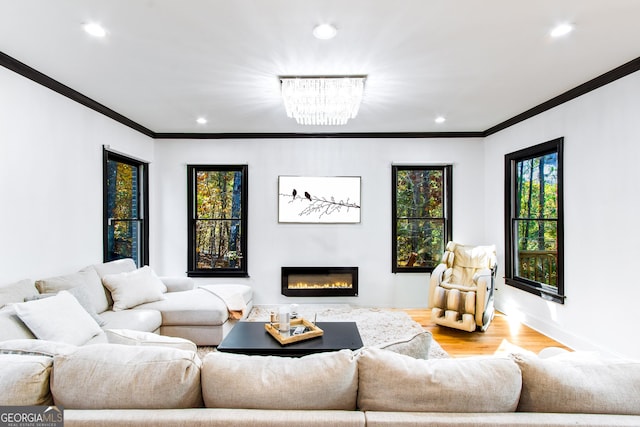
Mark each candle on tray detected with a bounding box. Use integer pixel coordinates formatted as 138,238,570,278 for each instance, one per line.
278,306,290,333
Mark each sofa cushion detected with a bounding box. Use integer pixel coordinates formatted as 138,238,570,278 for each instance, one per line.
99,308,162,332
513,352,640,415
0,339,78,357
35,267,109,313
357,348,521,412
52,343,202,409
0,278,38,309
0,354,53,405
202,350,358,410
102,266,166,311
0,305,36,341
160,276,196,292
63,408,367,426
14,291,103,345
136,288,230,326
105,328,197,352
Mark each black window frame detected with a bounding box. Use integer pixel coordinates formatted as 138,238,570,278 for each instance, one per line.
187,164,248,278
102,148,149,267
504,137,565,304
392,165,453,273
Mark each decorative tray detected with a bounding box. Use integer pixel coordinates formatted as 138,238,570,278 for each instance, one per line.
265,317,323,345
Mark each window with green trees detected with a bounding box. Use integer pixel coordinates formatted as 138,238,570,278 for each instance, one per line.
505,138,564,303
103,149,149,267
392,165,452,273
187,165,248,277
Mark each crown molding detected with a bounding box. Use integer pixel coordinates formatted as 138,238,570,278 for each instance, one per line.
0,51,154,138
2,50,639,140
484,56,640,136
153,131,485,139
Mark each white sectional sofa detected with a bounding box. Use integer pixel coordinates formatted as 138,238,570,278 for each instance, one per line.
0,343,639,427
0,258,253,346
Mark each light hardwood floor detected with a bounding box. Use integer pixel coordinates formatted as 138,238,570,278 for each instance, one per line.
403,309,571,358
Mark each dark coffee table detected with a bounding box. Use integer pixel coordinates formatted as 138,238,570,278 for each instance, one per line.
217,321,363,357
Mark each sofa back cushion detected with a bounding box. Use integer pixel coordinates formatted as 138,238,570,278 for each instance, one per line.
35,267,109,313
513,352,640,415
0,354,53,405
357,348,521,412
201,350,358,410
52,343,202,409
0,305,36,341
0,279,39,309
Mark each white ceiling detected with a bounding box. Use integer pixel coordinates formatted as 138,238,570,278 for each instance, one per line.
1,0,639,135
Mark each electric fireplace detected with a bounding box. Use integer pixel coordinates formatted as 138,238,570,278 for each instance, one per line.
281,266,358,297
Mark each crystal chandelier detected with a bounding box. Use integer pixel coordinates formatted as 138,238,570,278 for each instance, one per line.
280,76,366,126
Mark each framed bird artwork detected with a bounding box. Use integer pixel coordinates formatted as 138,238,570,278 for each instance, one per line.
278,176,361,223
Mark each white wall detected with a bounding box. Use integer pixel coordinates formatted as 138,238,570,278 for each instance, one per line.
0,67,153,282
484,71,640,359
152,137,485,308
5,59,638,358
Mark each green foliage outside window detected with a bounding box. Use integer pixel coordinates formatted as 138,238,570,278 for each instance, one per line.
505,137,564,303
514,153,558,287
106,161,139,263
188,165,247,277
393,166,451,272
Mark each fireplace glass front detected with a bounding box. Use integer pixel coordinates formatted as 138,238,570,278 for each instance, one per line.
281,267,358,297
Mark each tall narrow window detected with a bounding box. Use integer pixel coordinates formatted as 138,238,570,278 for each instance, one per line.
392,165,452,273
505,138,564,303
103,148,149,267
187,165,248,277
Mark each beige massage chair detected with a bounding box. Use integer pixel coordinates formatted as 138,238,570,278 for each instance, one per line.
428,242,497,332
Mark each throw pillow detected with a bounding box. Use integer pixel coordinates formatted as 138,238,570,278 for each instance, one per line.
357,347,521,412
92,258,137,278
0,279,38,309
28,288,106,326
377,330,432,359
14,291,103,346
101,266,166,311
105,329,197,352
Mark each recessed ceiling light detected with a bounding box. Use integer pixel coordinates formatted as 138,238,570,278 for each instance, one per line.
435,116,446,124
313,24,337,40
550,23,574,38
196,117,207,125
82,22,107,38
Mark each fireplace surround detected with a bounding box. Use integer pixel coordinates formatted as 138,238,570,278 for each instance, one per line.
281,266,358,297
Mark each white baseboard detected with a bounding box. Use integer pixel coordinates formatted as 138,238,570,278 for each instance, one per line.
496,304,622,359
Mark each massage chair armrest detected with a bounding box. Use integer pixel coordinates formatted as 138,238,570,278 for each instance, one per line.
473,268,494,326
472,268,493,287
159,277,196,293
427,263,448,308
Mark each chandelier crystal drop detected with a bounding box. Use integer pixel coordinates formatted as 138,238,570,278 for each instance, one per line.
280,76,366,126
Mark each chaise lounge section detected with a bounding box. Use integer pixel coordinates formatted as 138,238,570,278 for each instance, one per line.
0,258,253,346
